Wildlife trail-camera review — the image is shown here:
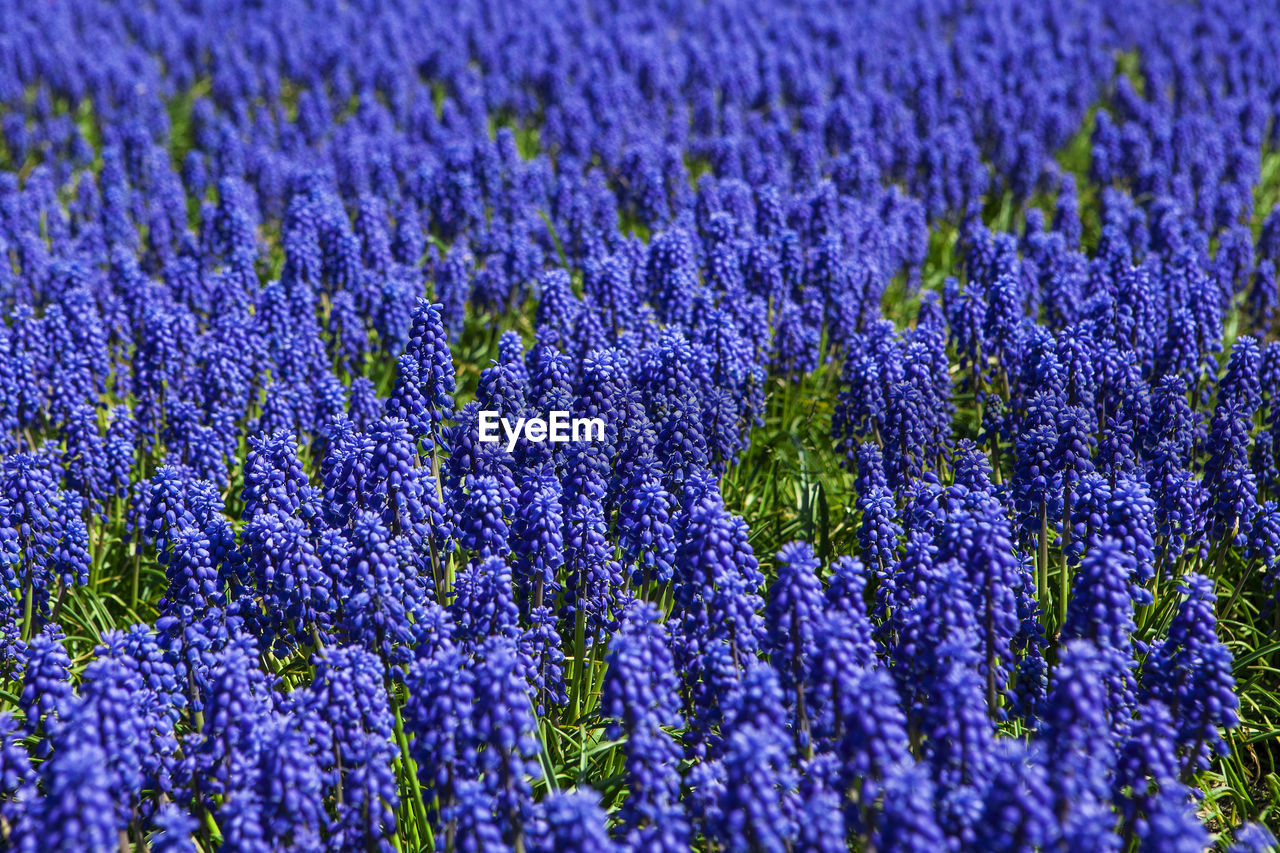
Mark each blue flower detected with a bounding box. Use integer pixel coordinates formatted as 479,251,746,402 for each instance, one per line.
765,541,825,749
706,724,798,853
974,742,1060,853
532,789,617,853
601,603,688,847
873,762,948,853
405,639,475,835
471,636,542,848
1141,574,1239,776
1040,641,1123,853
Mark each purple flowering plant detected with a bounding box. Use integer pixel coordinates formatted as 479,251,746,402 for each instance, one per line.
0,0,1274,849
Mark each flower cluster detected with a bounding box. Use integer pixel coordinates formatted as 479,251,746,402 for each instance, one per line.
0,0,1273,850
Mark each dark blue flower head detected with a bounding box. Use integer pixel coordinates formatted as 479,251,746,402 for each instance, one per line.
561,486,626,638
452,556,520,646
671,487,765,703
242,431,308,521
520,603,565,715
1063,537,1138,658
874,762,948,853
14,742,118,852
975,741,1060,853
471,635,542,846
337,510,431,663
707,724,799,853
854,443,903,573
602,602,687,843
458,475,511,560
291,643,398,849
617,474,676,589
62,404,110,512
20,624,72,736
1230,823,1280,853
765,541,825,747
533,789,617,853
1115,699,1182,831
1040,641,1123,852
1011,392,1064,542
240,511,330,651
1141,574,1238,776
406,638,475,831
831,665,911,831
391,300,456,445
1136,789,1210,853
0,712,31,823
511,468,564,611
448,779,508,853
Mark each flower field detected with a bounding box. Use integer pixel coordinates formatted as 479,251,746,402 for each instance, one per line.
1,0,1280,849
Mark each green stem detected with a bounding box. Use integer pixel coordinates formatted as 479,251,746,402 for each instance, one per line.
49,583,68,626
1037,502,1049,617
567,604,588,725
1058,539,1069,631
394,702,432,851
1220,555,1256,618
20,574,33,642
586,628,605,711
1060,486,1073,613
130,544,141,613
